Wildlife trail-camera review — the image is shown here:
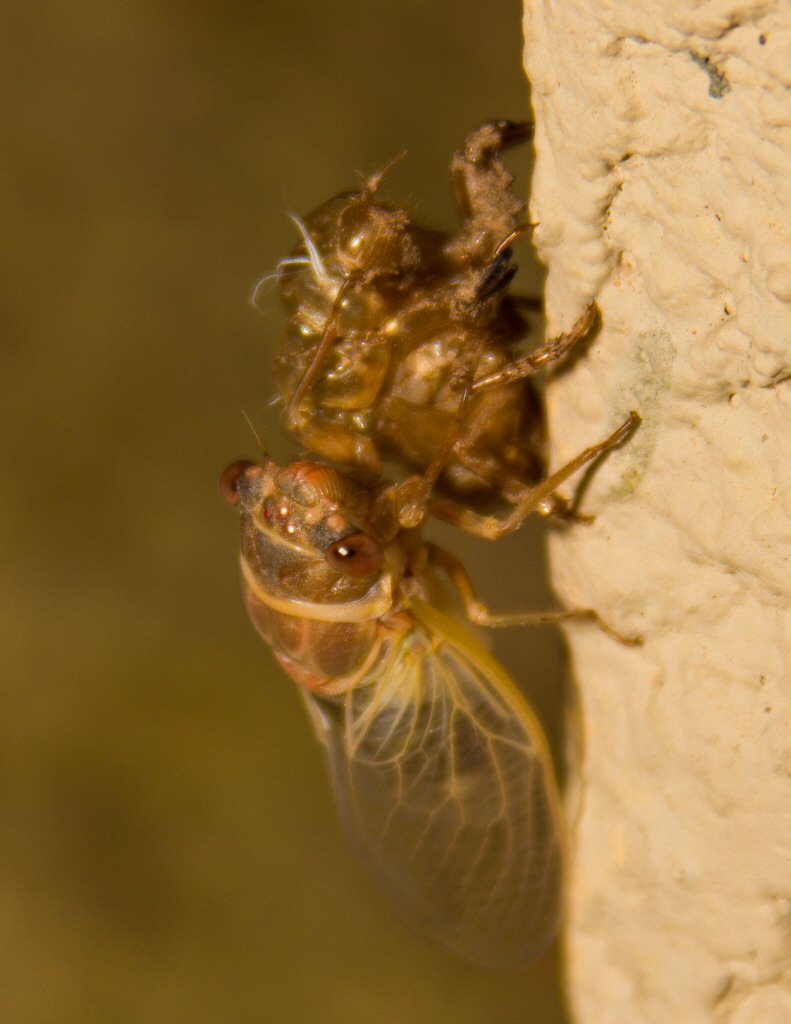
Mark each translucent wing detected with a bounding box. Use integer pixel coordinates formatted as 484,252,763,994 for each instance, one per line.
305,599,564,970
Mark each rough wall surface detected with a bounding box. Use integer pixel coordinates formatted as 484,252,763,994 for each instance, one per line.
522,3,791,1022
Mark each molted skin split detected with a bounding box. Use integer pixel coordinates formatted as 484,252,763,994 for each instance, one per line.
523,3,791,1022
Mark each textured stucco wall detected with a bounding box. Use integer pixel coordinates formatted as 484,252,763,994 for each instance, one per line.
522,3,791,1022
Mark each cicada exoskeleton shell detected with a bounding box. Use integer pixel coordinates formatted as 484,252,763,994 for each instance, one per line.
270,121,563,514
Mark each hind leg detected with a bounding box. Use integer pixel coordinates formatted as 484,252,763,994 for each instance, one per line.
426,543,642,646
429,412,640,539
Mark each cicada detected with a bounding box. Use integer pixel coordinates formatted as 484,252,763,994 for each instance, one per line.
220,441,637,969
270,121,593,531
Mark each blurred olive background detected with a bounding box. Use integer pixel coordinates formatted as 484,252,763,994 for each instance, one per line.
1,2,573,1022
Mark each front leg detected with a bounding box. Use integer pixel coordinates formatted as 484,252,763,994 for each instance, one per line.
449,120,533,258
286,273,359,424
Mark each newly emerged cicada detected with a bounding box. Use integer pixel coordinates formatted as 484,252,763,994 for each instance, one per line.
220,435,638,969
270,121,594,531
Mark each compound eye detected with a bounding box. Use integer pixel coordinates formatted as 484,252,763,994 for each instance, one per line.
220,460,255,505
325,532,384,577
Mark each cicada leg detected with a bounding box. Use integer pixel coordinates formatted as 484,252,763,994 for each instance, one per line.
471,223,535,303
286,273,360,426
450,120,534,248
470,303,597,392
283,270,385,481
382,327,493,528
536,491,595,524
426,543,643,647
428,411,640,540
450,445,593,525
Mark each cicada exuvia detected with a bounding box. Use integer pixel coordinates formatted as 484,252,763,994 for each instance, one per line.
268,121,595,530
220,446,637,969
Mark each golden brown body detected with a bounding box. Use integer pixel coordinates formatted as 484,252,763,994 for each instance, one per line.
272,121,557,504
221,455,567,967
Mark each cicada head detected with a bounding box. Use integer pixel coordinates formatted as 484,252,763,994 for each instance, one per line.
300,190,422,284
220,457,403,618
334,195,421,280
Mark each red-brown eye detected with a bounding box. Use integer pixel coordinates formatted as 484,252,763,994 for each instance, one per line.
220,460,255,505
325,532,383,577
